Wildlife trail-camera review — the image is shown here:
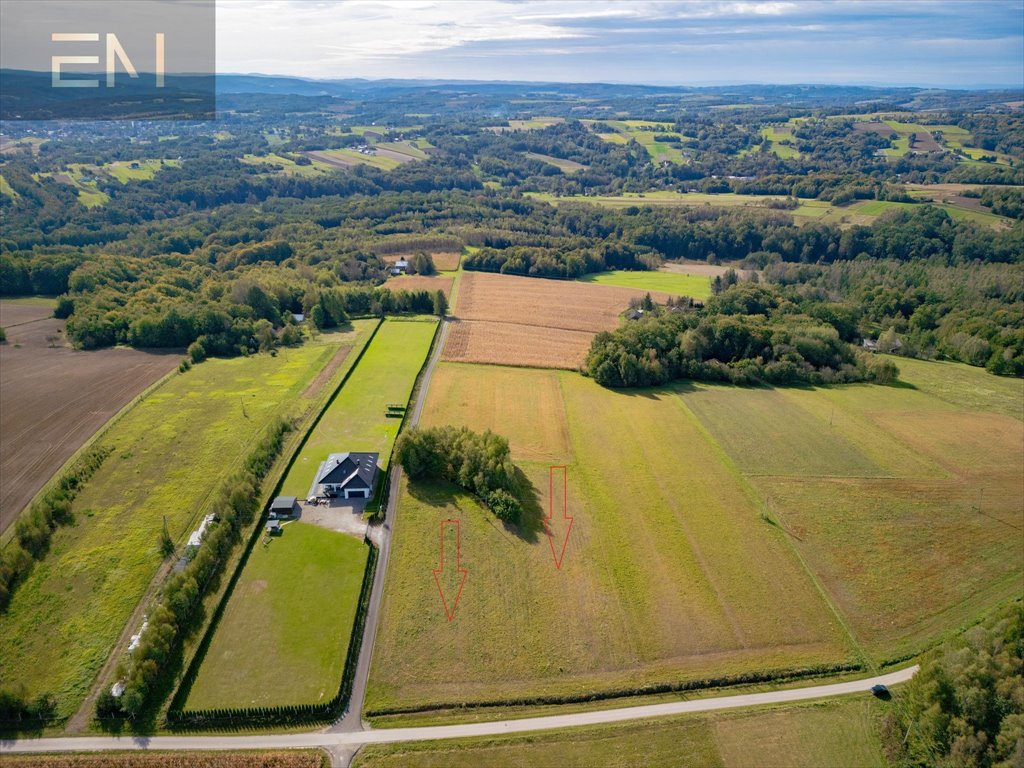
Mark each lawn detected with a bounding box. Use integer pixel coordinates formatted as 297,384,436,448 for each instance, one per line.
354,698,885,767
0,335,359,718
578,269,711,299
680,358,1024,662
365,364,847,715
279,317,438,499
182,522,370,709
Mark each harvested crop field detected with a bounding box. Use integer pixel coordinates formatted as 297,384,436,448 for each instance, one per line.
0,302,178,535
442,271,672,369
385,273,454,296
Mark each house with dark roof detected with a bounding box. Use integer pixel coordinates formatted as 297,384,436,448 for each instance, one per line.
315,452,380,500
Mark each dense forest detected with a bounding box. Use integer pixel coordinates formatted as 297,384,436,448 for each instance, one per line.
0,84,1021,375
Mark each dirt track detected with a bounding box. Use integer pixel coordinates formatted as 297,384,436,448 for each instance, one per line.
0,308,178,534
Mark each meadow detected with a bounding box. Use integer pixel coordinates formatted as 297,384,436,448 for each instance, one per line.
684,358,1024,662
182,522,369,709
241,153,333,177
365,363,848,715
279,317,438,498
578,269,711,299
354,697,884,767
367,354,1022,715
0,332,362,718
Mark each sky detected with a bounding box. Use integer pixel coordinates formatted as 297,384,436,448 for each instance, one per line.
217,0,1024,88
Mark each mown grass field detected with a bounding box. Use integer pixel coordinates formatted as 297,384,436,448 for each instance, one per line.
578,269,711,299
0,335,360,718
183,522,369,709
354,698,885,767
680,357,1024,662
279,317,438,498
366,363,848,714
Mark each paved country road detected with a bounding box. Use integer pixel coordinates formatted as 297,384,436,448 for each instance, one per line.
1,665,917,754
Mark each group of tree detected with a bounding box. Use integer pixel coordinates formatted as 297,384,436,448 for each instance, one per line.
396,426,522,524
881,602,1023,768
586,282,900,388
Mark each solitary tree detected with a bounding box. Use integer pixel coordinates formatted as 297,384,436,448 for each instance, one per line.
433,289,448,316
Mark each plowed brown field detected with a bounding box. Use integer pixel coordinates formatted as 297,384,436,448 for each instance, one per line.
0,306,178,534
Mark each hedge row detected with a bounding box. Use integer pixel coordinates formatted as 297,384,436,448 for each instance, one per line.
365,662,864,718
96,417,293,720
0,443,112,611
167,538,378,728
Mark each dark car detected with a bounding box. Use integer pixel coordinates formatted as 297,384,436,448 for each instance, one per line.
871,684,890,698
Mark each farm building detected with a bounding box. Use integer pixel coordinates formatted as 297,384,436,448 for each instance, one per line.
266,520,283,535
314,452,380,500
390,258,409,276
269,496,297,519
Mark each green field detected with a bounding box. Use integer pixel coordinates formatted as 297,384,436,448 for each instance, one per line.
760,125,801,159
103,159,180,183
376,141,429,160
280,317,438,499
0,173,18,198
366,363,848,715
316,148,404,171
367,356,1022,716
241,153,333,177
354,698,885,767
578,269,711,299
524,152,586,173
0,336,358,718
183,522,369,709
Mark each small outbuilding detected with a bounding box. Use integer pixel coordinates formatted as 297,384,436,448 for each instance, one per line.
269,496,297,519
265,520,283,535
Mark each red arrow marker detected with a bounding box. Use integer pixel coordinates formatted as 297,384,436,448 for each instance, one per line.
432,519,468,621
544,466,573,570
